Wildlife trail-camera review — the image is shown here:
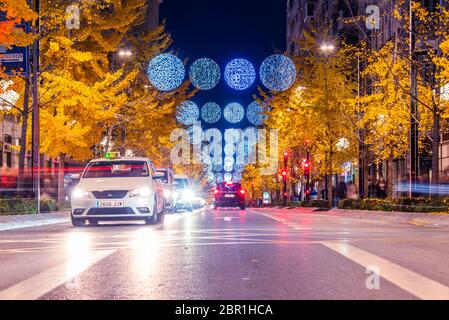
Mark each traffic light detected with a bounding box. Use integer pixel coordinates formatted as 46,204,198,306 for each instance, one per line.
283,151,289,162
281,170,287,182
303,160,311,176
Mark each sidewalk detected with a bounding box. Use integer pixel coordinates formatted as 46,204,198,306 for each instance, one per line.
326,208,449,227
0,211,71,231
251,207,449,228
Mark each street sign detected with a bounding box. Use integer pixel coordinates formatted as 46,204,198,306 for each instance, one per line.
0,23,30,75
263,191,271,204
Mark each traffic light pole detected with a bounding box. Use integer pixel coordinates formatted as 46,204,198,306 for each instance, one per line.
305,148,310,201
31,0,40,213
283,157,288,205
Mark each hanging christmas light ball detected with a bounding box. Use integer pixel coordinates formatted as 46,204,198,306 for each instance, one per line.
247,101,268,126
189,58,221,90
224,58,256,90
260,54,296,91
224,102,244,124
147,53,185,91
201,102,222,124
176,100,200,126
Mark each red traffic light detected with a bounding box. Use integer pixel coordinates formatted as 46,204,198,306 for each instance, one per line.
281,170,287,176
239,189,246,195
304,161,310,168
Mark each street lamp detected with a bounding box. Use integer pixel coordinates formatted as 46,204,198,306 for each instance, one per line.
319,43,335,54
118,48,132,57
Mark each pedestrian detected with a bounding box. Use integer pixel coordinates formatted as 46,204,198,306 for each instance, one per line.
347,181,358,200
376,176,387,199
335,180,347,205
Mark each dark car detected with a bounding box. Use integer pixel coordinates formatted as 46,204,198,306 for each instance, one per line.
213,182,246,210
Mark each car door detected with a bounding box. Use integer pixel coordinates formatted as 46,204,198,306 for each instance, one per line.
149,162,164,211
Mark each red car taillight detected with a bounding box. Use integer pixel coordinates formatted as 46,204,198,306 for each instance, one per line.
213,189,219,195
239,189,246,195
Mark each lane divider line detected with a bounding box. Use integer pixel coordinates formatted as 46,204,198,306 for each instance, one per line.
322,241,449,300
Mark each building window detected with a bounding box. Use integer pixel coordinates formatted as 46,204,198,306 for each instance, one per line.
306,1,314,18
3,134,12,144
5,152,11,168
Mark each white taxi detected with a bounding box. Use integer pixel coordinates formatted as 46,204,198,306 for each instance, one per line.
70,153,165,226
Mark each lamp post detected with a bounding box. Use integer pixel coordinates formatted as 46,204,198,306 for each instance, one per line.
409,0,418,197
319,43,335,204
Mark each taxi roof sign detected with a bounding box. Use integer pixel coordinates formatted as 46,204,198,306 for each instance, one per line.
105,152,121,159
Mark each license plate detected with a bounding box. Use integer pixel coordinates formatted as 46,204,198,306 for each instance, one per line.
97,200,124,208
224,194,235,198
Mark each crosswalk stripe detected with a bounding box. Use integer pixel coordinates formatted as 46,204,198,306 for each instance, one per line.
322,241,449,300
0,250,115,300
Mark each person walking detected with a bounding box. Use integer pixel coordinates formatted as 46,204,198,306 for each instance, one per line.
335,180,347,206
376,177,387,199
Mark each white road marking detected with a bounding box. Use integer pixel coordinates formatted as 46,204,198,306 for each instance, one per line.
323,241,449,300
249,211,286,222
0,249,114,300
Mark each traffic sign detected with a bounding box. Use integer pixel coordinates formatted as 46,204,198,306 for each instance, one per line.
0,23,30,75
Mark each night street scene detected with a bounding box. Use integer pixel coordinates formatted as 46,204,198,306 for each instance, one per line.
4,0,449,311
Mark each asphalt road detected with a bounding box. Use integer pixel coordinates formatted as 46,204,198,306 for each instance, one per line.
2,207,449,299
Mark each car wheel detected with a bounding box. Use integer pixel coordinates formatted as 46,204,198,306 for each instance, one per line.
240,206,246,210
71,216,85,227
145,198,158,225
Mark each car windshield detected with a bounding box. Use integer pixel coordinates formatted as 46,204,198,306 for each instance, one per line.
175,178,189,189
217,183,241,191
83,161,149,178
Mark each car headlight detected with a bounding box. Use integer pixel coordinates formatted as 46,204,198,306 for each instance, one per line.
72,188,89,199
182,189,194,201
131,187,152,197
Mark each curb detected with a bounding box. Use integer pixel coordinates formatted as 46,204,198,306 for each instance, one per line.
0,211,71,231
325,208,449,228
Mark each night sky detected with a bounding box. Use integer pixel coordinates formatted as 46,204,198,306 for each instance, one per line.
160,0,286,130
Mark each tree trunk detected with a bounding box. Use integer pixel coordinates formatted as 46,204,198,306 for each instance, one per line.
327,149,334,206
57,153,66,202
387,155,394,199
17,77,30,197
431,110,440,186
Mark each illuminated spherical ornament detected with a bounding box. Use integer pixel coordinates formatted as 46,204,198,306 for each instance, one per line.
233,172,242,183
224,173,233,183
201,102,222,124
176,101,199,126
147,53,185,91
224,59,256,90
260,54,296,91
224,144,235,156
224,156,235,167
224,102,244,123
224,156,235,172
213,164,223,172
247,101,268,126
215,173,224,183
189,58,221,90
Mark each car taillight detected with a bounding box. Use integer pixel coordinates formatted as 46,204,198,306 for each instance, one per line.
239,189,246,195
213,189,219,195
